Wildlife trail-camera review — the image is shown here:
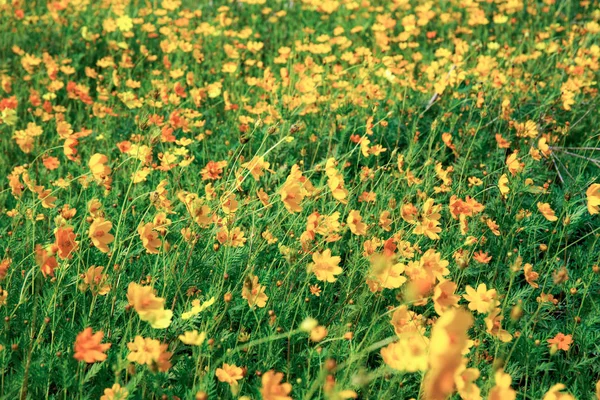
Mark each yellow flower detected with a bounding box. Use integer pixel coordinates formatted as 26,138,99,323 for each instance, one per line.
381,331,429,372
280,165,312,213
463,284,498,314
489,370,516,400
179,330,207,346
308,249,342,283
80,266,110,295
181,297,215,320
242,275,268,308
498,173,509,196
365,253,406,292
88,217,114,253
506,151,523,175
347,210,367,235
137,222,162,254
241,156,270,181
116,15,133,32
586,183,600,215
100,384,129,400
310,326,328,342
260,370,292,400
126,282,172,329
433,280,460,315
127,336,172,372
542,384,575,400
537,202,558,221
88,153,111,182
390,305,425,337
423,308,473,400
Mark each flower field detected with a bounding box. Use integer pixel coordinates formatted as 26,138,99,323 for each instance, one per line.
0,0,600,399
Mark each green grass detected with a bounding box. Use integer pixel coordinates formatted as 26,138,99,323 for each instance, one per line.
0,0,599,399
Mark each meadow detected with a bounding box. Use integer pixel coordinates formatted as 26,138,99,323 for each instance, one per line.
0,0,600,399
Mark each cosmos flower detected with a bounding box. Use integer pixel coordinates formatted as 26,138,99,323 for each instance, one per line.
73,327,111,363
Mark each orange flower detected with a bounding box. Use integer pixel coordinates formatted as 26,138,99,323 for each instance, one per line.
401,203,419,224
89,217,114,253
54,226,78,260
126,282,173,329
473,250,491,264
524,263,539,288
308,249,343,283
42,156,60,170
586,183,600,215
260,370,292,400
138,222,161,254
73,327,111,363
379,210,392,231
0,258,10,281
537,202,558,221
548,333,573,351
35,244,58,277
215,363,244,386
35,185,57,208
242,275,268,308
201,160,227,180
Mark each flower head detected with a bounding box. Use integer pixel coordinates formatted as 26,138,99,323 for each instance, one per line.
73,327,111,363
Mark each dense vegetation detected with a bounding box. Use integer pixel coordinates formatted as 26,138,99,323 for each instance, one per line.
0,0,599,399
